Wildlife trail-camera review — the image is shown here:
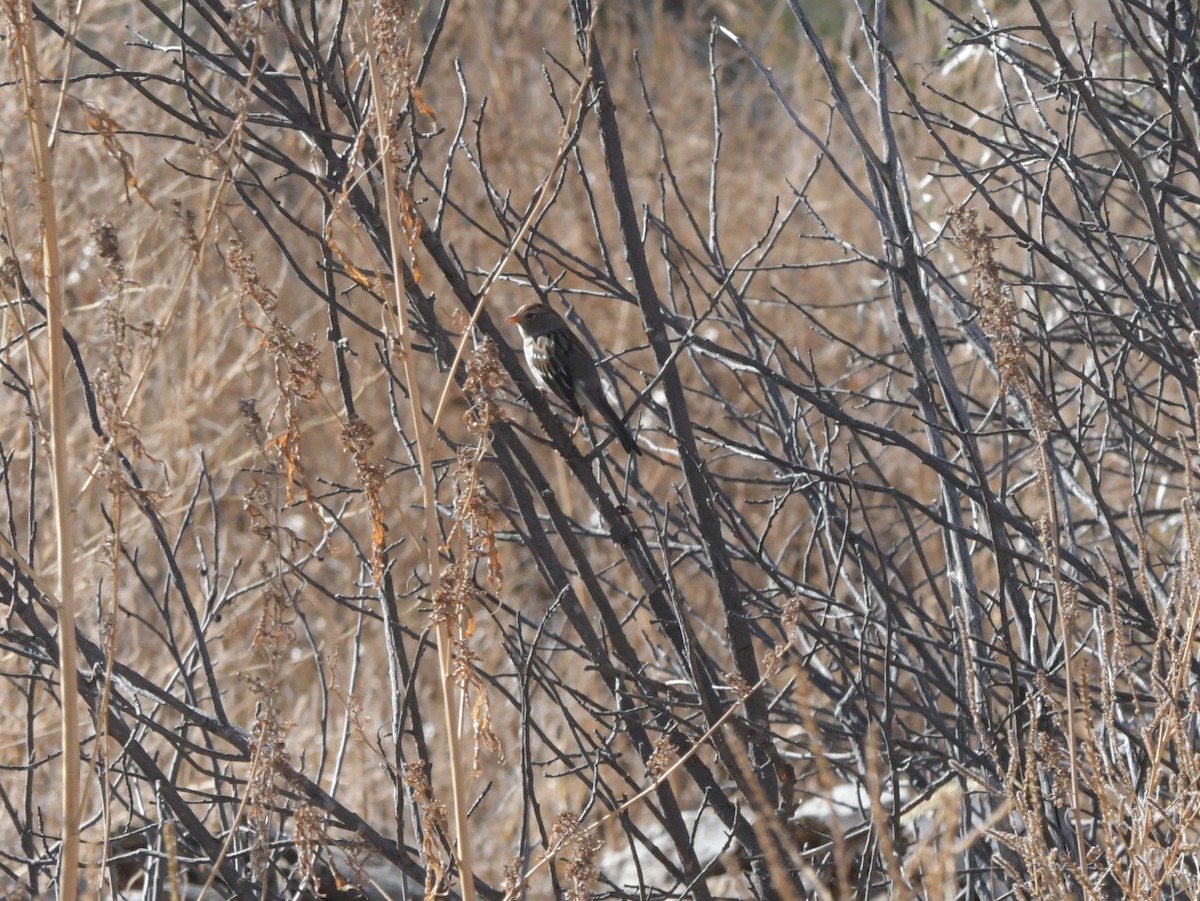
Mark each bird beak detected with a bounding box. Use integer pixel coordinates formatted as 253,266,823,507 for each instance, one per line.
506,312,521,324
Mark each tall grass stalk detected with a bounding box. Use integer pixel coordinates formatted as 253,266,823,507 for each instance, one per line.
364,10,475,898
11,1,79,897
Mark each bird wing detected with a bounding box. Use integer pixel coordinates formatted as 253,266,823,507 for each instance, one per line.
531,329,584,417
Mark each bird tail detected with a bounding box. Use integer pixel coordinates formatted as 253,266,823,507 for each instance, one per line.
598,398,641,456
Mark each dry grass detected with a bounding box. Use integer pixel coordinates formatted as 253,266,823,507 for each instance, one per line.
1,0,1199,899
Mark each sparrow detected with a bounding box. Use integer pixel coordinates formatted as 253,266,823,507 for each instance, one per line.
507,302,641,456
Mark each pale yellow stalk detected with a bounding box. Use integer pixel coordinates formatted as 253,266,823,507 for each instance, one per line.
12,2,80,898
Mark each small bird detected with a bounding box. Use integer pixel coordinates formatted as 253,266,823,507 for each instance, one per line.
507,302,641,456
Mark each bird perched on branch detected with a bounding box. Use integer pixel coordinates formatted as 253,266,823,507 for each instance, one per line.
507,302,641,456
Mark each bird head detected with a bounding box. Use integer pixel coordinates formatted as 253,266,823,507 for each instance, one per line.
506,303,561,334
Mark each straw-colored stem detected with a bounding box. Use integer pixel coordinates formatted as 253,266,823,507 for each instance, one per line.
12,2,80,897
362,14,474,900
1036,437,1086,880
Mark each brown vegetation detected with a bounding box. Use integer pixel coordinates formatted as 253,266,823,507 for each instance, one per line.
1,0,1198,898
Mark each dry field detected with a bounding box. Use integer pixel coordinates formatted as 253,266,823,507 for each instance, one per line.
1,0,1198,898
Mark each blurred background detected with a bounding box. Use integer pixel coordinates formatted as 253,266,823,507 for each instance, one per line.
0,1,1192,898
